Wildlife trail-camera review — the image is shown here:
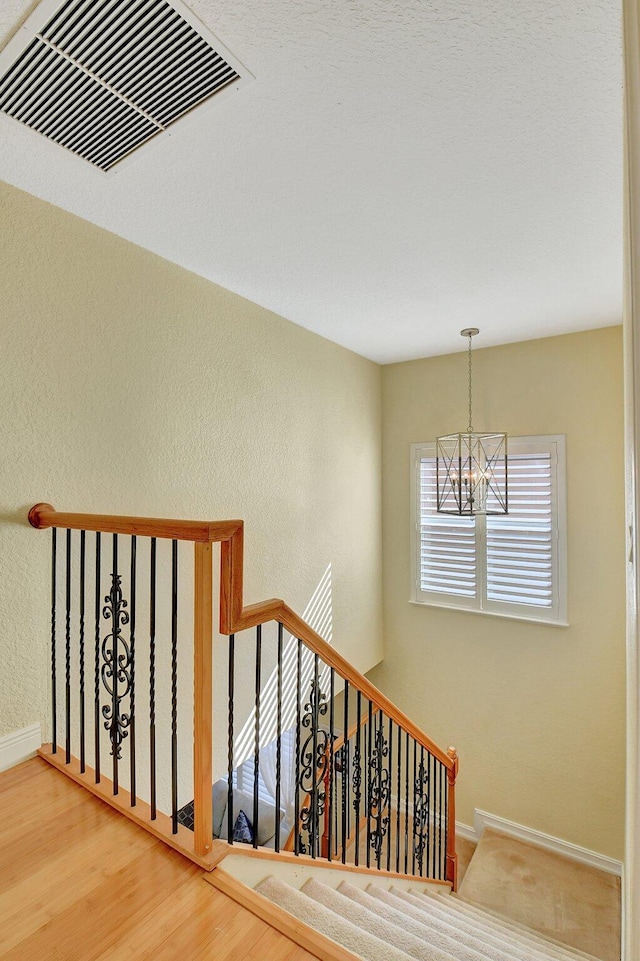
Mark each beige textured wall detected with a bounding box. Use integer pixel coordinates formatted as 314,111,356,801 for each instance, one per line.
368,328,626,859
0,180,383,744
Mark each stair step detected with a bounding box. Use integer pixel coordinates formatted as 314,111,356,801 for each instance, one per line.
381,885,589,961
255,874,602,961
255,876,416,961
336,880,489,961
430,893,601,961
303,877,456,961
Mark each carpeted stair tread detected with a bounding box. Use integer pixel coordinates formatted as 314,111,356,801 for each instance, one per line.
302,877,457,961
335,881,496,961
430,893,602,961
388,887,598,961
255,876,415,961
372,885,581,961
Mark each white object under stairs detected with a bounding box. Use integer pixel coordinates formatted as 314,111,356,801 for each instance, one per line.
255,874,600,961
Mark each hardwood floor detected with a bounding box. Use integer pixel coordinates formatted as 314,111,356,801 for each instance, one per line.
0,759,316,961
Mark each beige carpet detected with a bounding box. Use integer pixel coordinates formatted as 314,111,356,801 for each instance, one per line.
458,829,620,961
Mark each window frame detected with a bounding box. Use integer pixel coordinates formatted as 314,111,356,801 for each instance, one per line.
410,435,568,626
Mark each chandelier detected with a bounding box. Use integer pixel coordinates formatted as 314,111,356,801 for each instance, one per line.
436,328,508,515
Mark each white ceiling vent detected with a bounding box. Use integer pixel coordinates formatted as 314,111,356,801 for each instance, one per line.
0,0,249,171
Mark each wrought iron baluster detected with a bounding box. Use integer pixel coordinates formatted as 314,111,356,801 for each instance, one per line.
430,752,436,878
227,633,235,845
311,654,319,859
253,624,262,850
51,528,57,755
94,532,100,781
366,700,372,868
413,745,429,877
65,528,71,765
101,534,132,794
404,731,409,874
171,539,178,834
298,653,328,858
129,535,136,807
341,680,348,864
149,537,157,819
438,761,444,879
79,531,86,773
327,667,335,861
111,534,119,792
412,738,417,875
386,716,393,873
275,622,283,853
294,639,301,855
396,723,402,873
353,690,362,867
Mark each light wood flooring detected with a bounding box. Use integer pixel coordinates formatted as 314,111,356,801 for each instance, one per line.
0,758,316,961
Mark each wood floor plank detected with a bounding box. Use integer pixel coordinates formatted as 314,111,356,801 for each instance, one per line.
0,760,320,961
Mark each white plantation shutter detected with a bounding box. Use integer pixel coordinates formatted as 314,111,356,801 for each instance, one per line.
419,458,477,599
412,437,566,624
486,452,554,611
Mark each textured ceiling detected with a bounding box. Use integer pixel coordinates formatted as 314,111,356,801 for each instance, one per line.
0,0,623,363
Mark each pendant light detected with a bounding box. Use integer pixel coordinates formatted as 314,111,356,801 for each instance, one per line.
436,328,508,515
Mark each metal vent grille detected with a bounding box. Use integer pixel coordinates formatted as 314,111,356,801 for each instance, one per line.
0,0,243,170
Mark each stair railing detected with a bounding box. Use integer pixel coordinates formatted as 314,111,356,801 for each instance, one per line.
29,503,458,887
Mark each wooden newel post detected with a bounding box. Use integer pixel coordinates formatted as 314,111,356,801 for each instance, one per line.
193,542,214,856
445,746,459,891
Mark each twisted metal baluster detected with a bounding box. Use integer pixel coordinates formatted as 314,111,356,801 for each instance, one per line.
65,529,71,765
149,538,157,820
227,634,235,844
129,536,136,807
51,528,57,755
79,530,86,773
275,623,283,853
171,539,178,834
253,625,262,850
93,532,101,782
341,681,349,864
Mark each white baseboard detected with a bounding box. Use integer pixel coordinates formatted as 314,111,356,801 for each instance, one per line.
0,723,42,773
457,808,623,877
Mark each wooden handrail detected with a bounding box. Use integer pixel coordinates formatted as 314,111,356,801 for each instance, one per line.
29,502,454,771
28,503,242,543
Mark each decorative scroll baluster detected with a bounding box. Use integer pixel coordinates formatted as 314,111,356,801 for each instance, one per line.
50,528,57,755
368,710,390,870
298,655,328,857
149,538,157,820
65,529,71,765
79,531,86,773
94,532,101,782
101,534,132,795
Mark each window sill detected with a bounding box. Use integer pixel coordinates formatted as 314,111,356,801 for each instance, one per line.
408,598,569,628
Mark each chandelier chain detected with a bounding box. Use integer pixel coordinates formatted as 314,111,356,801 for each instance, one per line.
467,332,473,433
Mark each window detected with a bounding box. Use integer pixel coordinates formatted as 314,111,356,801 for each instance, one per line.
411,435,567,625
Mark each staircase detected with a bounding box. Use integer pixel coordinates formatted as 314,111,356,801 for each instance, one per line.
254,874,600,961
